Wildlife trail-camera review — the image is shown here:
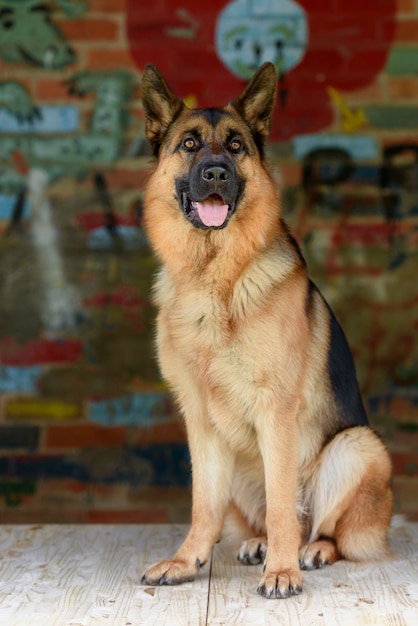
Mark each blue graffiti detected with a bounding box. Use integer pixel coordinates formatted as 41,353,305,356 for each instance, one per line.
88,392,170,426
88,225,147,250
0,365,42,393
0,105,79,134
0,445,191,487
0,194,30,220
293,133,378,160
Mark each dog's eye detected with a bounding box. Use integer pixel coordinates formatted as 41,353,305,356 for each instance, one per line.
229,138,242,152
183,137,196,150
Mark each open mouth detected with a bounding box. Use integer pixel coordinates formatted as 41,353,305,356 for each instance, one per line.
181,193,236,229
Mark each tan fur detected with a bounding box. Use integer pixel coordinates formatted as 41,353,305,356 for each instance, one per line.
140,63,393,598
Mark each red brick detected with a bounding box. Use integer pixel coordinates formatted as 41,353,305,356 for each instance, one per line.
277,163,302,187
0,76,33,93
391,397,418,421
391,452,418,476
45,424,126,449
105,166,150,190
393,476,418,515
35,79,74,101
132,422,187,445
395,19,418,42
390,430,418,451
87,48,137,70
57,17,120,42
343,80,385,105
64,480,90,494
0,509,87,523
396,0,416,13
87,509,168,523
388,77,418,100
382,134,418,149
1,338,83,366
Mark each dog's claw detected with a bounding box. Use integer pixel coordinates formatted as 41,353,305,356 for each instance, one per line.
257,568,303,600
141,558,200,586
237,538,267,565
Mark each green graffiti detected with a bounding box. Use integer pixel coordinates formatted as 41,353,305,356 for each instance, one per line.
0,71,133,173
0,480,36,507
0,2,136,195
32,134,122,164
0,137,30,161
0,82,40,122
0,0,83,69
54,0,88,19
67,70,134,135
0,71,134,176
0,166,26,192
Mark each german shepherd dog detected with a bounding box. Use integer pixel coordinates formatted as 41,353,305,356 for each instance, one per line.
140,62,393,599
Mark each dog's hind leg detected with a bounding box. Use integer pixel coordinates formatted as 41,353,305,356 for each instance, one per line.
300,426,393,570
299,538,339,570
238,536,268,565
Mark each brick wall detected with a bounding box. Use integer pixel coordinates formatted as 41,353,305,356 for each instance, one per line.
0,0,417,522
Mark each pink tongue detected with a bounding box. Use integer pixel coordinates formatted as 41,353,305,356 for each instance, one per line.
195,198,229,227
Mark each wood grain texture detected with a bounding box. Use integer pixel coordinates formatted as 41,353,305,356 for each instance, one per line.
0,524,210,626
208,517,418,625
0,519,417,625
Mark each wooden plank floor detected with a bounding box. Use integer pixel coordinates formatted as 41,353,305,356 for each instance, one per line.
0,519,417,625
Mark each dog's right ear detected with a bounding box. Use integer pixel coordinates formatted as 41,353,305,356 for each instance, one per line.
141,64,185,154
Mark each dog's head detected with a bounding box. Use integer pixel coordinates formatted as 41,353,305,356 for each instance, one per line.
141,63,277,231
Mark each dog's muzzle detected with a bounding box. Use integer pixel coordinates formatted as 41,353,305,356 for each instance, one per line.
176,158,241,230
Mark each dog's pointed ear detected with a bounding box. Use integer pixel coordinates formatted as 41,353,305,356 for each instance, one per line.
231,62,277,141
141,64,185,154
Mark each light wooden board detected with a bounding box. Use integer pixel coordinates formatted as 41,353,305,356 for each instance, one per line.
0,524,210,626
209,518,418,625
0,520,417,625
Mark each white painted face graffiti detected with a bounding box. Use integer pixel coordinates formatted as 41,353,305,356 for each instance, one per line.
215,0,308,80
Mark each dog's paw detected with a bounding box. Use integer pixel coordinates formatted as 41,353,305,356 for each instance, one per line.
237,537,267,565
299,539,339,571
141,557,201,586
257,568,303,599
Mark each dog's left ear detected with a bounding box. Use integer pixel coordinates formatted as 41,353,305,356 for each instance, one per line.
231,62,277,141
141,64,185,154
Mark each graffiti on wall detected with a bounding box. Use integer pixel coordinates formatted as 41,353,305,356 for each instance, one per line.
0,0,138,221
215,0,308,81
291,139,418,271
0,1,145,336
127,0,396,140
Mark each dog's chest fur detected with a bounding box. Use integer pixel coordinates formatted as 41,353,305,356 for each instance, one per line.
154,243,308,455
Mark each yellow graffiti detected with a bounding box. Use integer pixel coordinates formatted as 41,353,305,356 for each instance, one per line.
183,95,197,108
108,255,119,282
327,86,368,134
7,399,80,420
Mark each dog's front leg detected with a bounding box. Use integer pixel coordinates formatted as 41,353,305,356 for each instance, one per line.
256,406,303,599
142,419,234,586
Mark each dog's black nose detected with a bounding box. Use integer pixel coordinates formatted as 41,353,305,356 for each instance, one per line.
202,165,229,183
